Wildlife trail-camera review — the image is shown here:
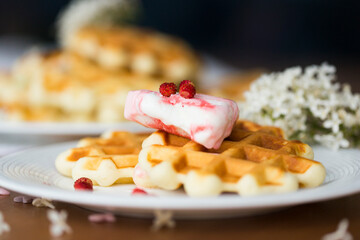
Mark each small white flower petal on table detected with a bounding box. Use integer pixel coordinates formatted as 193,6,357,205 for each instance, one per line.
88,213,116,223
13,196,34,204
322,219,353,240
0,188,10,196
151,210,176,231
32,198,55,209
47,210,72,237
0,212,10,235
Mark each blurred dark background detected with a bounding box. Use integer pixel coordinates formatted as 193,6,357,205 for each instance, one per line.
0,0,359,89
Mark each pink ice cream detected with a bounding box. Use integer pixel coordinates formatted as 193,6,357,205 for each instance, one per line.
124,90,239,149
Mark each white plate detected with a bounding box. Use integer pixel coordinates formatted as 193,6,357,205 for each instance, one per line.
0,142,359,219
0,121,150,136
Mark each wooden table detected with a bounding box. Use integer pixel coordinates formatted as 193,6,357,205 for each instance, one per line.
0,190,358,240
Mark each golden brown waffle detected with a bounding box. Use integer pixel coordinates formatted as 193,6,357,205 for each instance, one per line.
0,103,91,122
3,50,170,122
207,70,263,101
1,24,201,122
65,26,200,80
56,131,150,186
134,120,325,196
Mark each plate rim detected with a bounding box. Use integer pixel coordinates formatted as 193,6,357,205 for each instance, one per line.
0,142,359,211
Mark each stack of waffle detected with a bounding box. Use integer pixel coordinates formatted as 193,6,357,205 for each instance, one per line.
56,120,326,197
0,26,200,122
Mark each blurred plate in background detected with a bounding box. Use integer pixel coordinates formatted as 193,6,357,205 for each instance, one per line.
0,121,150,136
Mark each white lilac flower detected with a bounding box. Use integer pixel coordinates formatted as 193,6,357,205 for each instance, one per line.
238,63,360,150
356,110,360,124
338,109,356,128
314,133,350,151
323,112,342,133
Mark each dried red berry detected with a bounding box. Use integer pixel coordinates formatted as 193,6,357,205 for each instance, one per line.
131,187,148,195
179,83,196,99
179,80,194,89
159,82,177,97
74,177,93,191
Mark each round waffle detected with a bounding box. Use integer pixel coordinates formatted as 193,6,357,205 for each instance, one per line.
56,131,150,186
134,120,325,197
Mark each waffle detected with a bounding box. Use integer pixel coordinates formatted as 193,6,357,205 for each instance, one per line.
134,120,326,197
56,131,150,186
208,70,263,101
1,25,200,122
64,26,200,81
4,50,169,122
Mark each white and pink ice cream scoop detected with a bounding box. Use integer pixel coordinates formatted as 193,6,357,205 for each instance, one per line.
124,90,239,149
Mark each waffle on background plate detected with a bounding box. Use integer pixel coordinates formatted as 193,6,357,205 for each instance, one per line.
56,120,326,197
0,25,200,122
64,26,200,81
207,70,264,101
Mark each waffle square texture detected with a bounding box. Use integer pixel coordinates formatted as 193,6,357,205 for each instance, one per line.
56,131,149,186
134,120,326,197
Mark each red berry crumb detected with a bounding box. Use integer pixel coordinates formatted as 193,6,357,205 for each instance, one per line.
159,82,177,97
131,187,148,195
74,177,93,191
179,80,194,89
179,82,196,99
